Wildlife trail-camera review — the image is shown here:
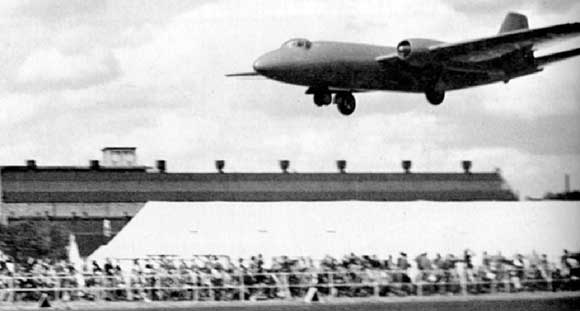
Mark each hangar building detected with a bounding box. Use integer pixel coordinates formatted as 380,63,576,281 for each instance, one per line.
0,147,517,256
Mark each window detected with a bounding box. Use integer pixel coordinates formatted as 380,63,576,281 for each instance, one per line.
282,38,312,49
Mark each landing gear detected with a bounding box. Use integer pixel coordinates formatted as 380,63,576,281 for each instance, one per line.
309,88,356,115
334,92,356,116
313,91,332,107
425,89,445,106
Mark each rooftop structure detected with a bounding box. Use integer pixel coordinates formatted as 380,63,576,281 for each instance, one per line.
0,160,516,203
101,147,137,167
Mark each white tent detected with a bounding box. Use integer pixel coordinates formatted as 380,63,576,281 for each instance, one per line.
90,201,580,262
67,234,84,270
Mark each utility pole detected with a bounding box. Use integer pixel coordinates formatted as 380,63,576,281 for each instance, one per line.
0,167,5,225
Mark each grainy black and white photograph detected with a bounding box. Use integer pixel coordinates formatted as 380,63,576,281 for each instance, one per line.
0,0,579,310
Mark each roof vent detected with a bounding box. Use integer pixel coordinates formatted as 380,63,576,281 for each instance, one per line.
279,160,290,173
26,160,36,169
462,160,472,174
89,160,100,170
402,160,412,174
337,160,347,173
215,160,225,173
156,160,166,173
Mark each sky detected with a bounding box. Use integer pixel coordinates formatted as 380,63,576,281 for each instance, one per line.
0,0,579,198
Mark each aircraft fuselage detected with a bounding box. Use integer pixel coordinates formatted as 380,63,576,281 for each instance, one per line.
252,40,536,93
254,41,408,91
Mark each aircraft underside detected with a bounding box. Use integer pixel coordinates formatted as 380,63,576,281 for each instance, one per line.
301,61,542,116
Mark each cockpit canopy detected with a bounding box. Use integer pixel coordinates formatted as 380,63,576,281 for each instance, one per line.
282,38,312,49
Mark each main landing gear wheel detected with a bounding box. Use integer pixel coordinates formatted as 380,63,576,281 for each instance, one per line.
425,89,445,106
313,92,332,107
335,92,356,116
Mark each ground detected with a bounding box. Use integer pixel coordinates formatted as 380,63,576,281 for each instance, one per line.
1,292,578,311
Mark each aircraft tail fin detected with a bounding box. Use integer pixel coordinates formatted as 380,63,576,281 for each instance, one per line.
499,12,529,34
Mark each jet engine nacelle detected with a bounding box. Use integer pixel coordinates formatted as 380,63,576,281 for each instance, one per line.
397,38,444,67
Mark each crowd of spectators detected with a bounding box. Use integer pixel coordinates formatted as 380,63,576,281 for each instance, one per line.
0,250,579,303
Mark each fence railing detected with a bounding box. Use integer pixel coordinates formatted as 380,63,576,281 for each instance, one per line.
0,269,578,303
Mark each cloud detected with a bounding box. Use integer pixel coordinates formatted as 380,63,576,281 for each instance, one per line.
0,0,578,198
15,0,105,23
15,48,121,91
0,0,212,93
444,0,580,16
0,93,43,127
10,0,213,29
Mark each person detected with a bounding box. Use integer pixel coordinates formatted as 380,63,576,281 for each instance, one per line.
392,253,412,296
91,260,102,274
464,250,474,269
482,251,490,269
130,259,145,301
384,255,394,270
510,254,524,291
397,253,410,272
237,258,247,273
433,254,443,269
104,259,114,277
561,250,570,269
0,253,6,273
463,249,476,287
415,253,431,271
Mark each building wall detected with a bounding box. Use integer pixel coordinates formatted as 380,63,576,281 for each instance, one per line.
1,170,517,203
2,203,144,218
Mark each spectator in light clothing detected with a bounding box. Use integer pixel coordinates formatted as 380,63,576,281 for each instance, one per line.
397,253,410,272
384,255,394,270
510,254,525,291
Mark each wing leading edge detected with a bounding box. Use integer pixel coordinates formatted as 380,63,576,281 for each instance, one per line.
225,72,261,77
432,22,580,63
376,20,580,66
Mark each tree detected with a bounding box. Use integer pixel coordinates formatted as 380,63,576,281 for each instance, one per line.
0,220,69,262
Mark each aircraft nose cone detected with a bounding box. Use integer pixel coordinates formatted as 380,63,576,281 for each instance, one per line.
253,57,272,74
253,51,280,75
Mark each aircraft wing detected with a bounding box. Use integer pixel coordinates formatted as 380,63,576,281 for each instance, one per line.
225,72,261,77
376,22,580,65
432,22,580,63
535,47,580,67
305,87,370,94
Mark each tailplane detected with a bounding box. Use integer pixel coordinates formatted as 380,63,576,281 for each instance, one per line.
499,12,529,34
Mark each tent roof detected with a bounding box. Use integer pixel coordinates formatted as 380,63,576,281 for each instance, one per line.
90,201,580,262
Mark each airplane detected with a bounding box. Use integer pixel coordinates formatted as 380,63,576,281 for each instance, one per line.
227,13,580,116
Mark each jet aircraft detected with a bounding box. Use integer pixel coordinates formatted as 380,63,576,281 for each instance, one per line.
228,13,580,116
